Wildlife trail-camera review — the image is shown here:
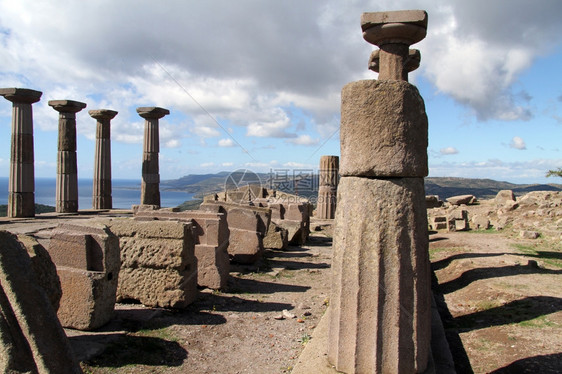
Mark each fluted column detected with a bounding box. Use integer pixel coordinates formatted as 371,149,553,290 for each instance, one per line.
89,109,117,210
328,10,431,374
317,155,339,219
137,106,169,207
0,88,42,218
49,100,87,213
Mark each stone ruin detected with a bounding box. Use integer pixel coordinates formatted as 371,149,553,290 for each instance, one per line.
328,10,431,373
0,231,82,373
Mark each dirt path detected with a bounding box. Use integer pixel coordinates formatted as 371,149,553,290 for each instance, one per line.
430,231,562,373
75,233,333,374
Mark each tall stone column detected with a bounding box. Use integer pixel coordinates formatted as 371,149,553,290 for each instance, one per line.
328,10,431,374
89,109,117,210
49,100,87,213
317,155,339,219
137,107,169,207
0,88,42,218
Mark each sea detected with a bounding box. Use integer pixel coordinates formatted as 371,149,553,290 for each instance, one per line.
0,177,194,209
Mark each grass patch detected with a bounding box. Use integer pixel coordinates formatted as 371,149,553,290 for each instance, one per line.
518,315,559,328
512,243,562,268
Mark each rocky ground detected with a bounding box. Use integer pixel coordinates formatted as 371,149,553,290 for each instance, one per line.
73,232,334,374
4,190,561,373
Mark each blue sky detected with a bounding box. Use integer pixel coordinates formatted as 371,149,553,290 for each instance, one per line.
0,0,561,184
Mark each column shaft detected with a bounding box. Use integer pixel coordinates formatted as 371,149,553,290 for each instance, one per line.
0,88,42,218
90,109,117,210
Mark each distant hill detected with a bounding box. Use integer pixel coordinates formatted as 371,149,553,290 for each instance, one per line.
163,173,562,202
0,204,55,217
425,177,562,200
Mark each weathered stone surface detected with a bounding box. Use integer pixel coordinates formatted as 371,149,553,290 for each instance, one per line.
276,219,308,246
329,177,431,373
446,194,476,206
48,223,119,330
200,202,272,263
317,155,339,219
426,195,442,208
263,221,289,250
0,230,82,373
105,219,198,308
496,190,516,204
472,215,491,230
228,227,263,263
194,244,229,290
17,234,62,312
132,209,230,289
340,80,428,177
118,266,196,308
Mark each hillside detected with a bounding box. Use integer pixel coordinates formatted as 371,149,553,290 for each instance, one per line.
163,173,562,201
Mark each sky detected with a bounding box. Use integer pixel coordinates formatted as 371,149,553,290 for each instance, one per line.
0,0,561,185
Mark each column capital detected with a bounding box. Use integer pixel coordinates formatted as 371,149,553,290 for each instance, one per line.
48,100,87,113
89,109,118,120
137,107,170,120
0,87,42,104
361,10,427,46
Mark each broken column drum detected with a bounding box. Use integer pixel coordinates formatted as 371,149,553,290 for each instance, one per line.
90,109,118,209
317,155,339,219
0,88,42,218
49,100,87,213
328,10,431,374
138,107,169,207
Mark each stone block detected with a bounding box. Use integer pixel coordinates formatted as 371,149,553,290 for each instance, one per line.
276,220,309,246
56,267,116,330
328,177,431,373
472,215,491,230
263,221,289,250
339,80,428,177
446,194,476,206
48,222,119,330
228,228,263,263
105,219,198,308
17,234,62,312
118,266,197,308
0,230,81,373
194,244,230,290
496,190,516,204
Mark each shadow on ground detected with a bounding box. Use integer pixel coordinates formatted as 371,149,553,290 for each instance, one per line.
490,352,562,373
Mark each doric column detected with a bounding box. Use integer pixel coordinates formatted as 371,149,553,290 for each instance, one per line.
89,109,117,210
137,106,169,207
328,10,431,374
0,88,42,218
316,155,339,219
49,100,87,213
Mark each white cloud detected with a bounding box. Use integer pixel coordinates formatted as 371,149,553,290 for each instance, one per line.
287,134,319,146
440,147,459,155
221,162,234,167
192,126,220,138
218,138,235,147
200,162,215,168
510,136,526,150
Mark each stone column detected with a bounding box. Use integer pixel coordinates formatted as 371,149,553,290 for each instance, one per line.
0,88,42,218
137,107,169,207
49,100,87,213
328,10,431,374
316,155,339,219
89,109,117,210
